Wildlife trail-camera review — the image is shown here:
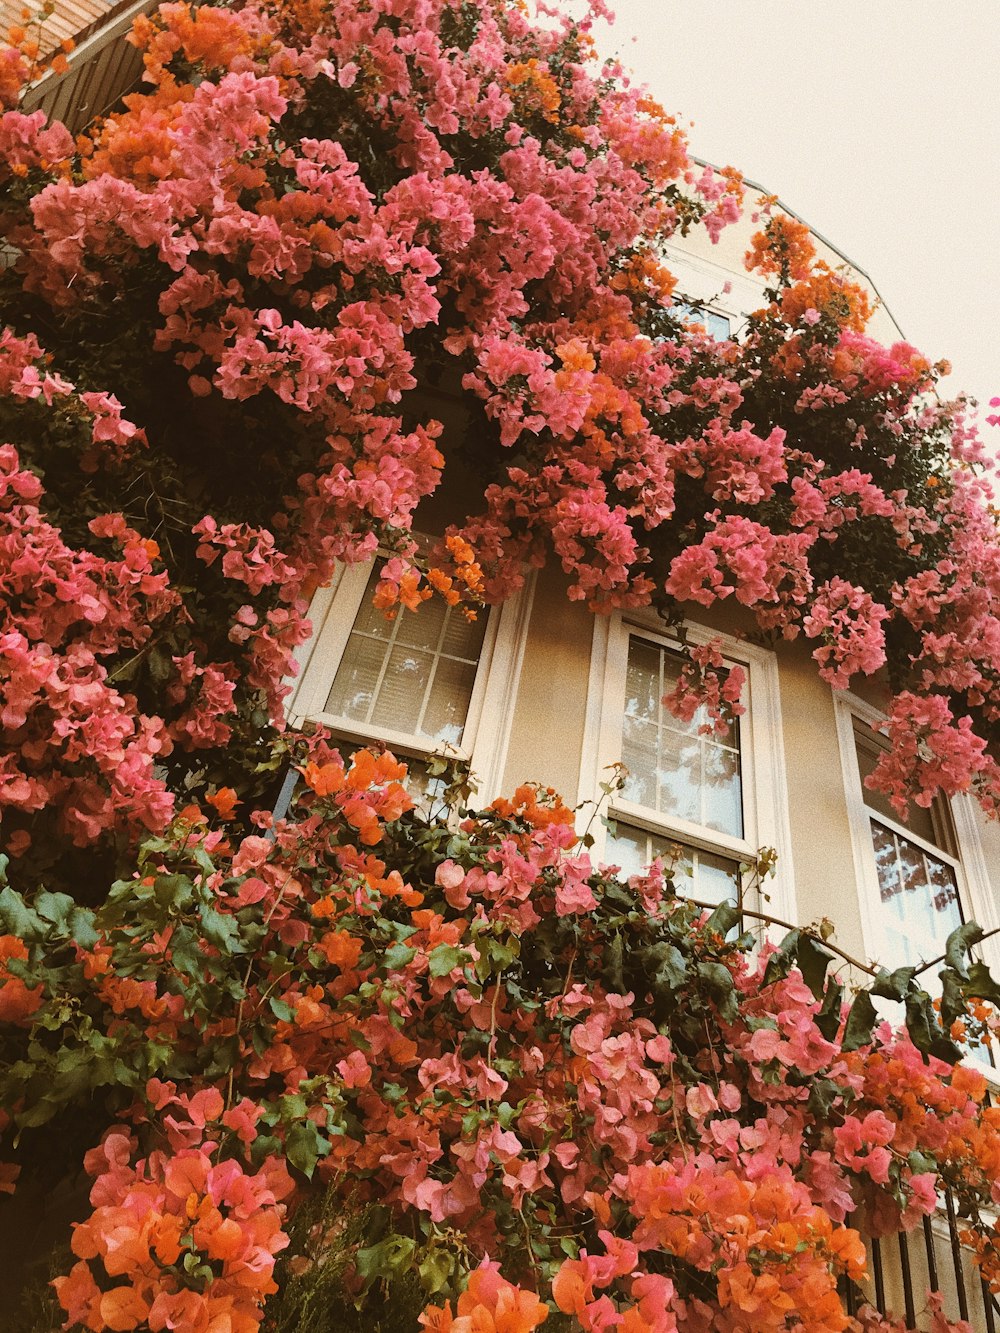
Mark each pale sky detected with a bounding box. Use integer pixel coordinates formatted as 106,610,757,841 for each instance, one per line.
587,1,999,426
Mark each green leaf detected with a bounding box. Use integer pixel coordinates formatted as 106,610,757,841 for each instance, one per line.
603,932,625,993
807,1077,841,1119
841,990,877,1051
697,961,738,1021
965,960,1000,1006
871,966,917,1003
417,1249,454,1295
355,1236,418,1284
945,922,984,978
795,934,834,1000
34,891,74,930
939,969,967,1029
68,906,99,951
153,874,195,912
815,979,844,1041
904,986,960,1064
285,1121,330,1179
383,942,417,970
762,931,797,989
0,887,42,941
908,1149,937,1175
704,902,740,938
428,943,465,978
642,940,688,995
269,996,295,1023
199,905,245,954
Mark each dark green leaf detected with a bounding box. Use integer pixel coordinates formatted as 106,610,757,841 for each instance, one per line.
965,960,1000,1006
945,922,984,978
762,931,797,988
643,941,687,993
806,1078,841,1119
795,934,834,1000
815,979,844,1041
872,966,916,1003
939,969,966,1029
285,1121,330,1178
841,990,877,1051
704,903,740,938
603,932,625,993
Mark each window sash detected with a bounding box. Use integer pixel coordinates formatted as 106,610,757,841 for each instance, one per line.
287,554,535,807
305,558,492,760
833,695,993,986
610,629,751,867
604,818,743,909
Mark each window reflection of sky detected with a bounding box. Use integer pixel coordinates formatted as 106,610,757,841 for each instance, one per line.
622,637,743,839
612,634,745,908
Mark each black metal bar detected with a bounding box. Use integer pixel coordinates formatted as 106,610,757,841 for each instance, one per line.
871,1237,886,1315
836,1273,857,1318
983,1279,997,1333
898,1231,916,1328
922,1213,940,1294
945,1191,971,1323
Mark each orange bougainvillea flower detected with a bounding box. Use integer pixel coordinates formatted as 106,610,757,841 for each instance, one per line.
0,935,44,1025
206,786,239,819
422,1265,548,1333
302,760,345,796
746,213,816,282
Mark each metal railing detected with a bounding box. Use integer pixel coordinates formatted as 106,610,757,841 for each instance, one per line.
837,1193,999,1331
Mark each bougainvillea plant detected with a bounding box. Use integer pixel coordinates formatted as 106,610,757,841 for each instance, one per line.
2,749,999,1331
1,0,1000,1326
0,0,997,880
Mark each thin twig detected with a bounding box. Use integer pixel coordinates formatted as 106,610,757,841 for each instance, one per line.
680,894,881,978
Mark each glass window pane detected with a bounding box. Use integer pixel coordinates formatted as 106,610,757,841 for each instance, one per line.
694,847,741,908
440,606,488,660
420,656,479,746
928,855,961,922
701,741,743,837
325,634,382,722
324,559,488,748
624,639,661,723
621,635,743,839
605,824,740,908
605,824,655,880
350,567,395,641
871,822,903,910
621,716,660,809
394,596,447,652
654,725,702,825
374,646,433,733
870,819,963,964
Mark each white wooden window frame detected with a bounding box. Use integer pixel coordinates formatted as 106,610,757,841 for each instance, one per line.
579,613,797,923
833,692,1000,972
286,558,535,804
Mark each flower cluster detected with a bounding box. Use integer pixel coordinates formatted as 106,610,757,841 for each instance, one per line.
0,750,994,1331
